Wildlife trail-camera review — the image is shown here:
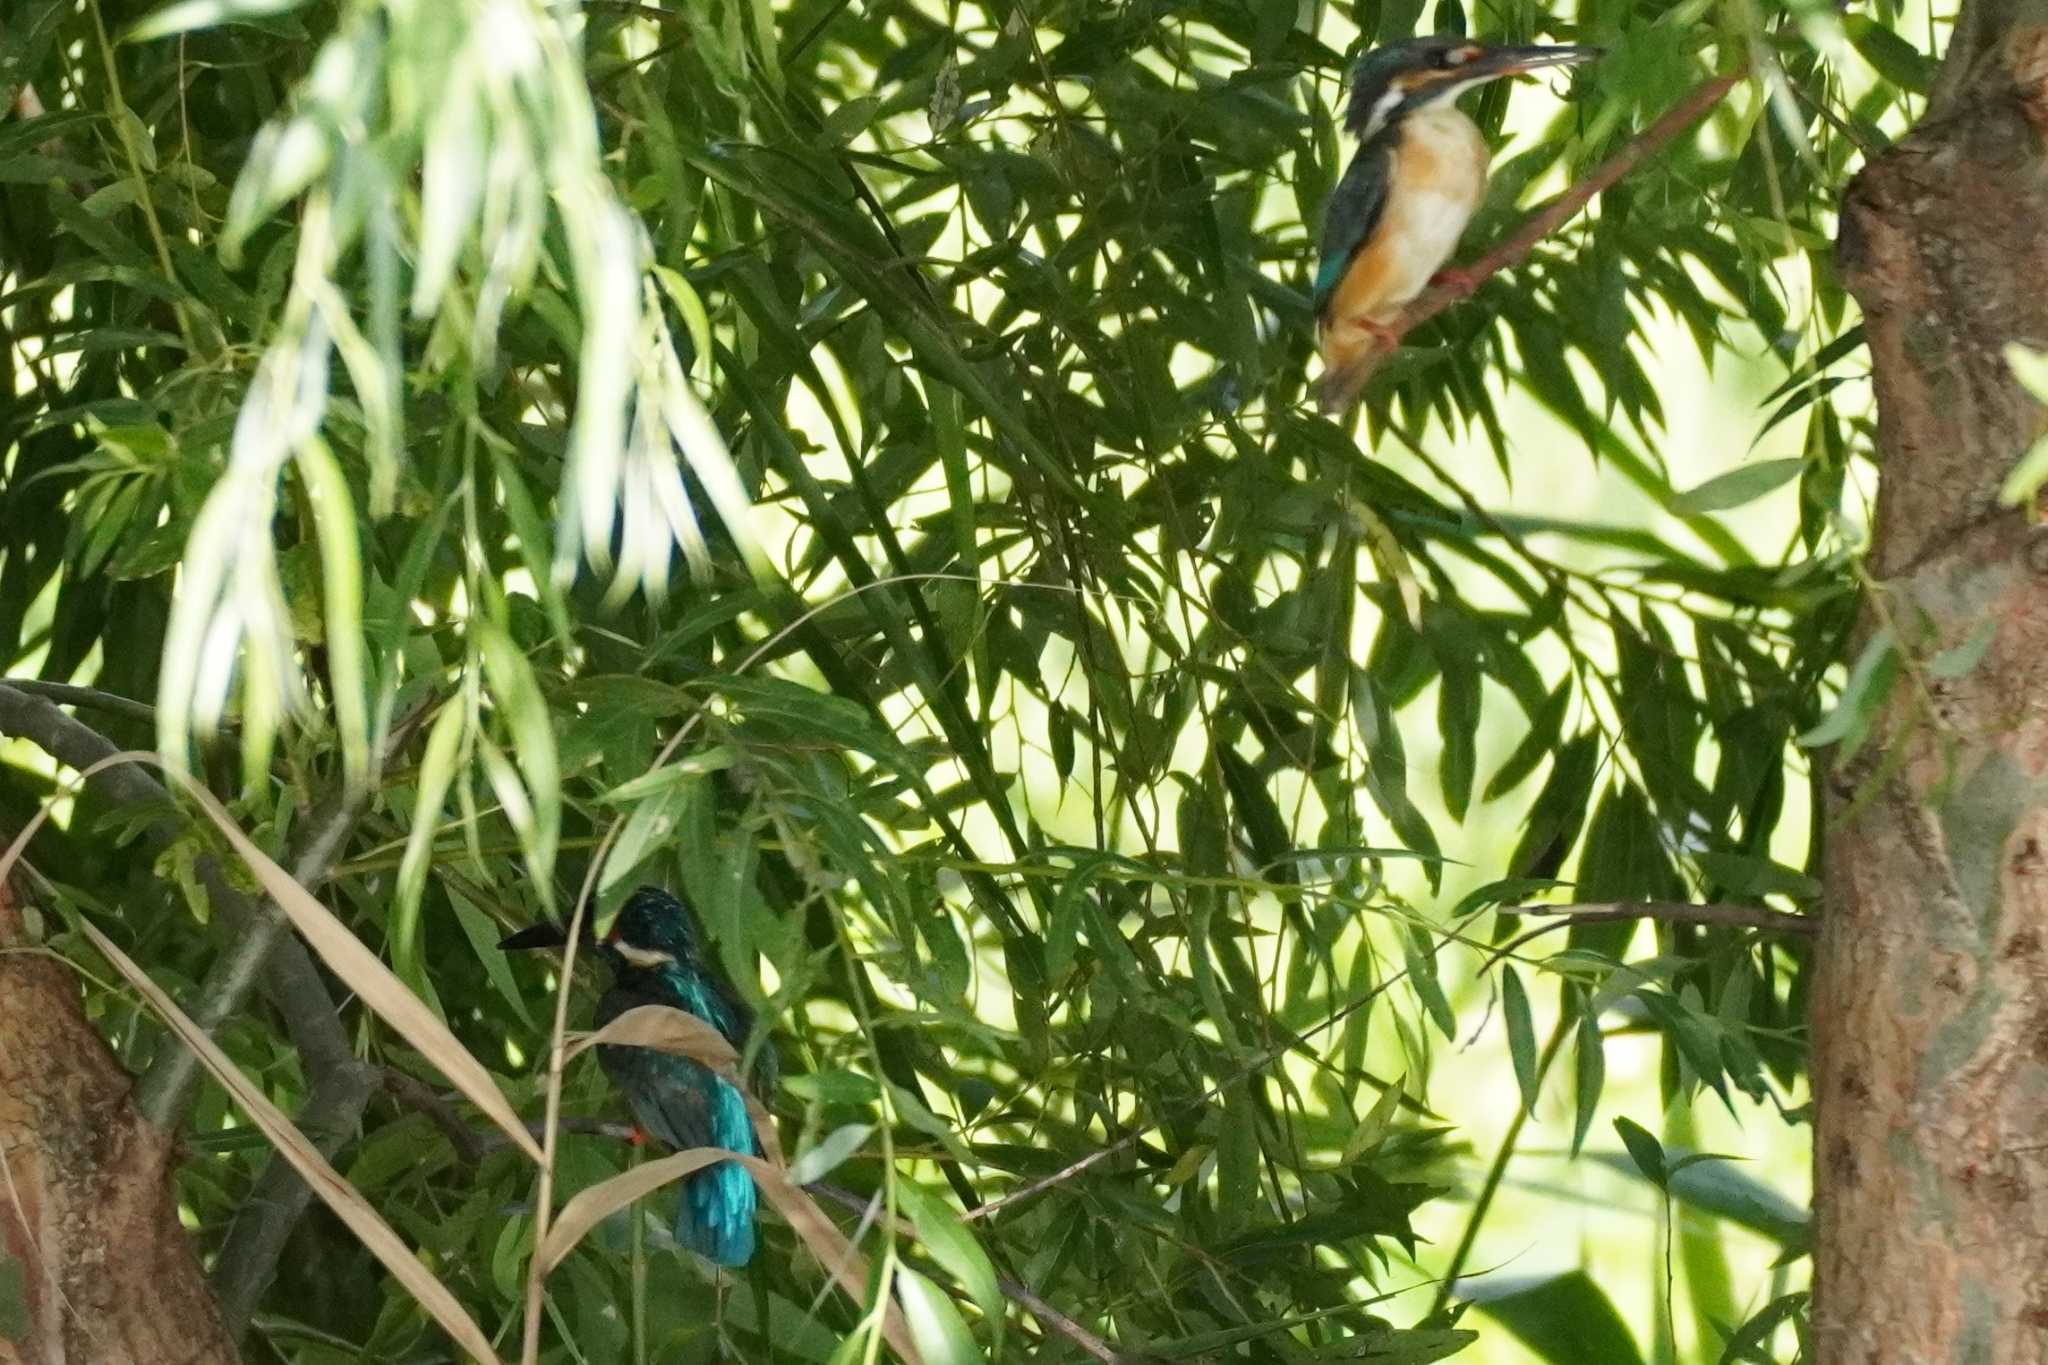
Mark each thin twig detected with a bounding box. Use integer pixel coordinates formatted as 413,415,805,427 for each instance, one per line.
0,679,158,726
807,1182,1125,1364
1496,901,1816,935
965,957,1419,1224
383,1069,490,1166
378,1073,640,1159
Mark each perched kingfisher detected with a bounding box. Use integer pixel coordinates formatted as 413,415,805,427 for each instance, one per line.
502,885,776,1267
1314,35,1599,413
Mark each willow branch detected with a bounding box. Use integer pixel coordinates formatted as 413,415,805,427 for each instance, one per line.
1382,68,1746,352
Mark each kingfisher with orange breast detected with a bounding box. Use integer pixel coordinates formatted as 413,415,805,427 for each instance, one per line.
1314,36,1600,413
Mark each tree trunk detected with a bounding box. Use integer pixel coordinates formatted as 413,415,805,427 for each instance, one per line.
0,875,239,1365
1816,17,2048,1360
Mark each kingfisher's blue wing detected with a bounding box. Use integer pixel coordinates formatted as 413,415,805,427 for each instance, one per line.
599,1042,717,1148
597,986,765,1267
1314,140,1392,322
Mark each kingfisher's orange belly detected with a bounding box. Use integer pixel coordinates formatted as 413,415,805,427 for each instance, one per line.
1326,106,1490,329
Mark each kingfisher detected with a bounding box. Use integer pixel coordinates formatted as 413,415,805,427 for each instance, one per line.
501,885,776,1267
1314,35,1599,413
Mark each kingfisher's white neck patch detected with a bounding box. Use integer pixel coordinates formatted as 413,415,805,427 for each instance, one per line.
613,942,678,969
1355,87,1405,143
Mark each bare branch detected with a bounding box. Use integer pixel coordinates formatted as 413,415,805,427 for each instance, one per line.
1496,900,1816,935
0,679,159,726
210,1060,379,1334
381,1073,642,1162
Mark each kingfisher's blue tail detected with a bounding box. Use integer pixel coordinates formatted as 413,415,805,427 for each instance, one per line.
677,1158,757,1267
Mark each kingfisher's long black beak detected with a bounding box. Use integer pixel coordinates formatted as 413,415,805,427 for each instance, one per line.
499,921,574,951
1468,43,1602,81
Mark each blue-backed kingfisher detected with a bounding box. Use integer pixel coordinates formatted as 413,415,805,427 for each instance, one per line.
502,885,776,1267
1314,35,1599,413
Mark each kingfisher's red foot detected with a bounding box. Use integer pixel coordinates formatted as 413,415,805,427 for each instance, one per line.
1430,267,1480,298
1349,317,1398,348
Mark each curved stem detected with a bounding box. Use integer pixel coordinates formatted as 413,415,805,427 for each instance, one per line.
1429,1017,1570,1315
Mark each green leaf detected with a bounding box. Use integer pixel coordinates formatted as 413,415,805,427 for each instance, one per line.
1436,655,1479,822
1463,1270,1647,1365
1614,1116,1668,1188
1928,619,1997,680
898,1184,1002,1344
1590,1151,1809,1246
1502,966,1539,1115
392,702,466,992
127,0,306,40
1339,1077,1406,1166
597,749,734,803
895,1266,981,1365
1670,458,1805,515
783,1070,881,1105
1571,993,1604,1157
447,886,535,1029
1797,627,1898,756
1483,681,1570,801
1845,15,1935,92
599,781,694,894
820,96,881,145
1401,927,1456,1040
1717,1292,1809,1364
787,1123,872,1185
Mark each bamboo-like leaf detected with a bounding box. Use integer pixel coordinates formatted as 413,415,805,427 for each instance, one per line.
392,700,466,990
787,1123,873,1185
293,436,370,791
564,1002,739,1070
1613,1116,1668,1188
1572,993,1605,1157
895,1266,980,1365
1502,966,1539,1115
898,1184,1001,1343
127,0,307,42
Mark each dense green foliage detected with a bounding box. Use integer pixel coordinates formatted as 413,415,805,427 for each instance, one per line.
0,0,1928,1358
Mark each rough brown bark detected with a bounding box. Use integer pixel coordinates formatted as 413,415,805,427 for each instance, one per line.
1816,26,2048,1362
0,876,239,1365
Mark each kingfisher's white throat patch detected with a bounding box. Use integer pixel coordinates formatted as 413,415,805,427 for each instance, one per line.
613,941,678,968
